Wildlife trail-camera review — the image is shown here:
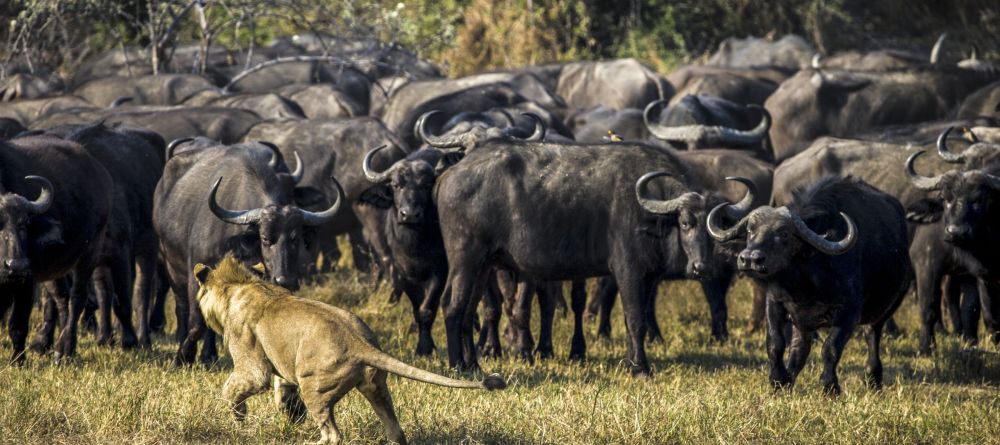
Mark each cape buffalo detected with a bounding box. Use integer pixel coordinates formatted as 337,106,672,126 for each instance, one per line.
434,138,709,375
0,135,113,362
708,176,911,393
765,68,998,161
28,123,164,351
74,74,217,107
242,117,409,275
707,35,814,70
34,106,263,145
154,141,343,365
555,58,672,111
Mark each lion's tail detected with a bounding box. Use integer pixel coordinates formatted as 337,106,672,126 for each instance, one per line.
362,348,506,391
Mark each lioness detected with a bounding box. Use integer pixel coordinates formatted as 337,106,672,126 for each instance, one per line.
194,256,506,444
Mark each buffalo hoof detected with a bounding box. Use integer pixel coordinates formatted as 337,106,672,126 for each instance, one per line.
514,349,535,364
630,366,652,379
29,336,52,354
769,369,793,390
916,342,933,356
414,342,435,357
535,346,554,360
8,351,26,367
136,336,152,350
120,334,139,350
568,350,586,362
96,334,114,347
454,360,481,374
822,381,842,396
479,342,502,359
646,334,664,345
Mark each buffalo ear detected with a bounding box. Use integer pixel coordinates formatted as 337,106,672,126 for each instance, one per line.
194,264,212,286
293,186,326,209
358,184,393,209
906,199,944,223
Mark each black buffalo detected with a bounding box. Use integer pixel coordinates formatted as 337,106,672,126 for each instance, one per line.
154,141,342,365
0,135,113,362
708,176,911,393
434,139,710,375
29,123,164,352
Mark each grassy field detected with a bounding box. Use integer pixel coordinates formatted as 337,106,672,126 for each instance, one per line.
2,270,999,444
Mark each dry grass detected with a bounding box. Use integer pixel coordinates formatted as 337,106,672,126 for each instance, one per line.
2,271,999,444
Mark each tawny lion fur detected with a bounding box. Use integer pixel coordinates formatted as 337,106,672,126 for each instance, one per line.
194,256,505,445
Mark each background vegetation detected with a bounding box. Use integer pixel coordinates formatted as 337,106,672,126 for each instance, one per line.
3,0,999,78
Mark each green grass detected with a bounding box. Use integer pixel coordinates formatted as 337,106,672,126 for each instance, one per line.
2,272,999,444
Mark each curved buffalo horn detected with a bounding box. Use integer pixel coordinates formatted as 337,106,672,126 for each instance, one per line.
416,110,466,149
905,150,945,190
288,151,304,184
930,32,947,65
22,175,53,214
936,126,965,163
109,96,134,108
811,53,823,69
362,144,403,183
299,176,344,226
257,141,281,170
705,176,756,242
706,202,749,242
634,171,698,215
721,176,757,219
789,210,858,255
519,112,546,141
644,103,771,146
208,177,263,225
166,137,194,159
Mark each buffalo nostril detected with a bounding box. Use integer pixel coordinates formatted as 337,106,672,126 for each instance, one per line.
274,276,290,288
946,225,968,236
693,262,706,273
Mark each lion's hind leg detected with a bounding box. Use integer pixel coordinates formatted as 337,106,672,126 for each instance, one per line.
358,367,406,445
299,376,355,445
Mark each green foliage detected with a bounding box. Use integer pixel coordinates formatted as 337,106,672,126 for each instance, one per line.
2,0,998,78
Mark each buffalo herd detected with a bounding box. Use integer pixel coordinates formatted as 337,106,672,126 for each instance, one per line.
2,32,1000,394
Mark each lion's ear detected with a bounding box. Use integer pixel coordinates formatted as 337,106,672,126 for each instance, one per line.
194,263,212,286
251,262,266,274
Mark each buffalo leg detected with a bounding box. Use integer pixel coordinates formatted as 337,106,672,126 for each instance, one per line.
595,277,617,338
645,283,663,343
5,280,34,365
149,262,170,334
133,249,156,348
177,274,204,365
30,282,62,352
786,325,813,385
701,274,730,342
56,262,98,358
442,250,482,371
348,228,372,273
959,278,981,343
478,273,502,358
944,274,963,335
978,279,1000,347
819,310,861,395
92,266,115,346
914,252,944,355
509,278,536,363
535,282,557,359
109,254,138,349
766,296,792,389
569,279,587,360
864,321,885,389
615,267,651,377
